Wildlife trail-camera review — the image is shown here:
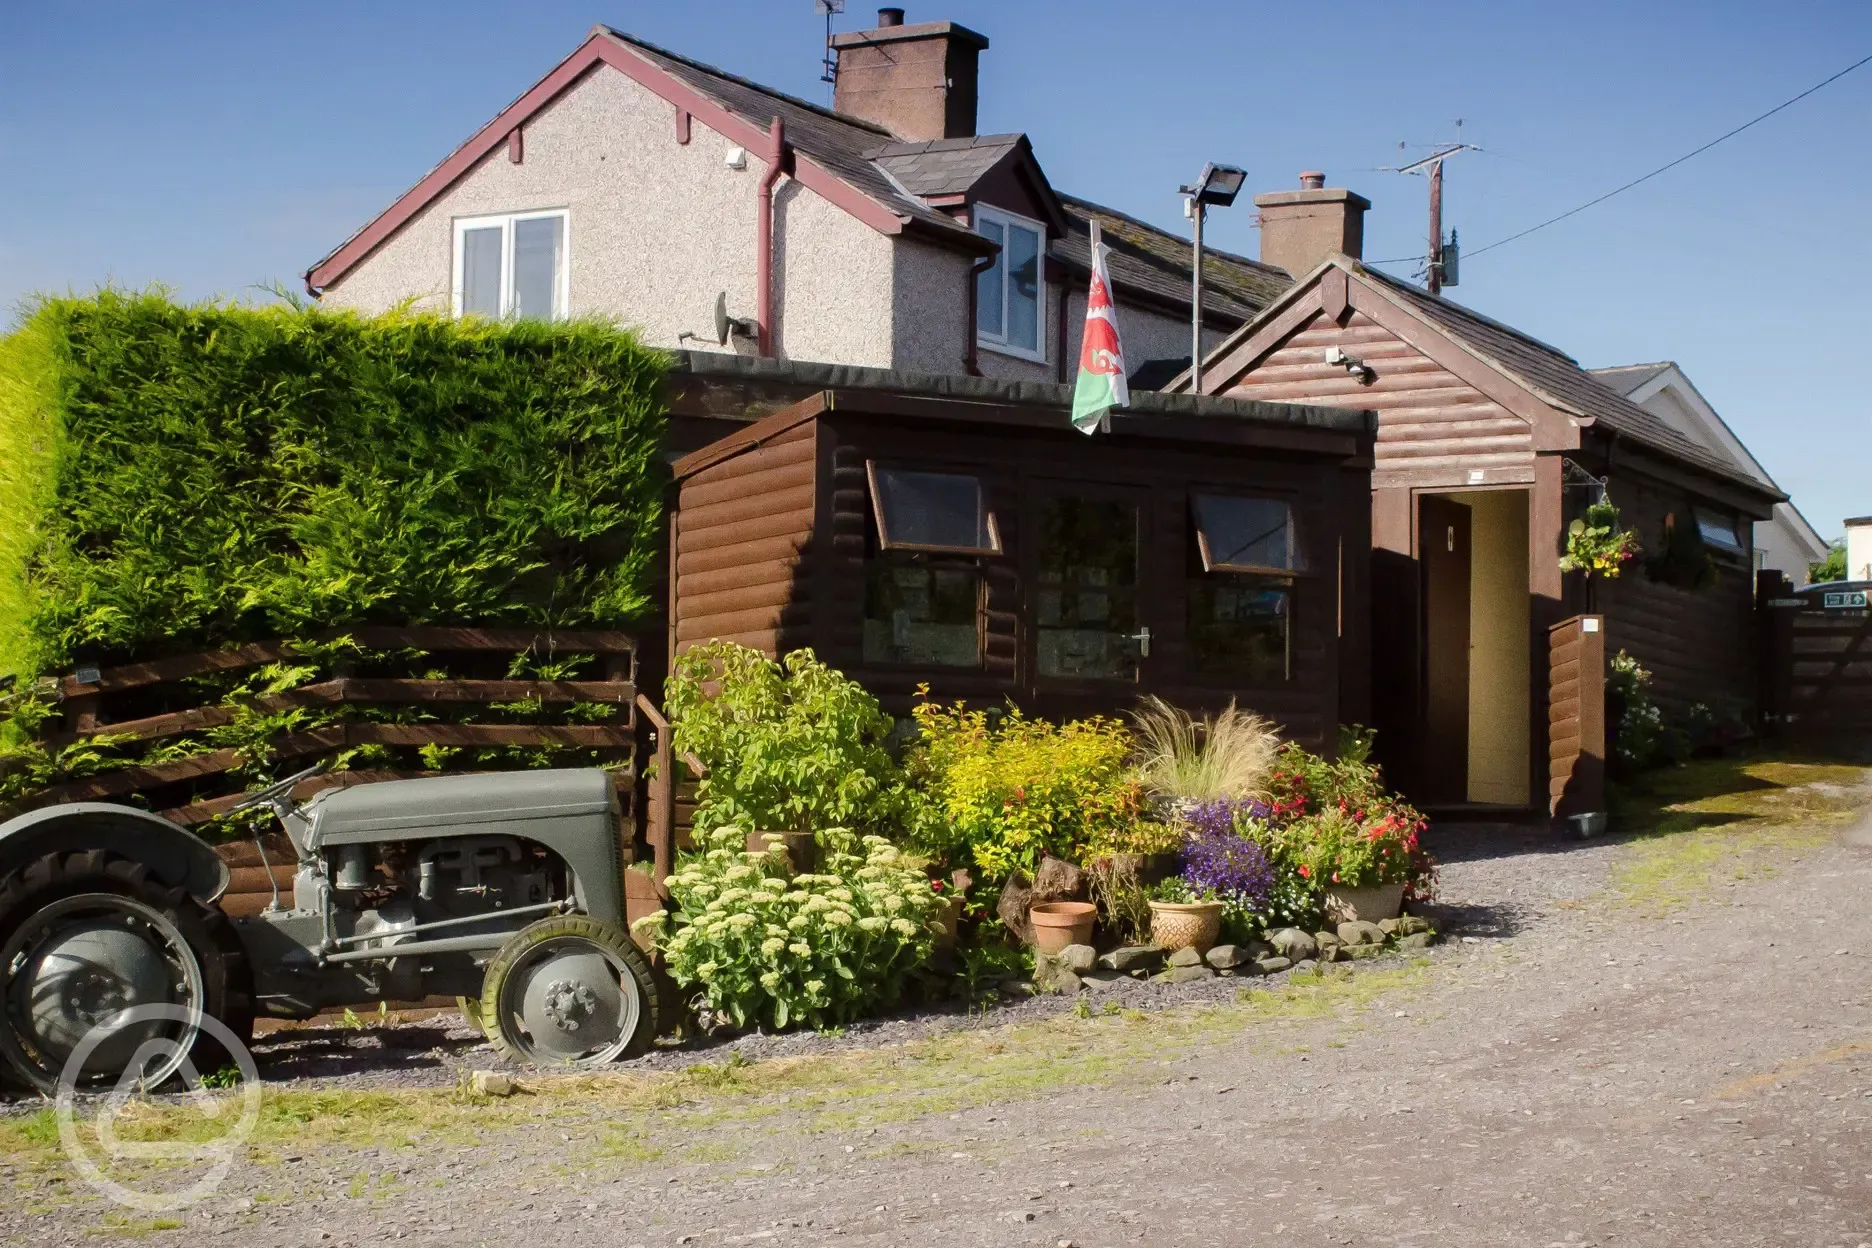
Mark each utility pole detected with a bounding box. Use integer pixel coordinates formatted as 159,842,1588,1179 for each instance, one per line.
1394,142,1475,296
1178,163,1245,392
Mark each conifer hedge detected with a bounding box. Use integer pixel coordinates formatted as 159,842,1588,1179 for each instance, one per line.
0,292,670,679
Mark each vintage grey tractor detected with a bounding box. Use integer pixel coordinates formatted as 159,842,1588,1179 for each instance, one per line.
0,764,660,1093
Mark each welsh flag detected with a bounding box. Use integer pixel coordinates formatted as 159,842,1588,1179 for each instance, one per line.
1071,219,1129,434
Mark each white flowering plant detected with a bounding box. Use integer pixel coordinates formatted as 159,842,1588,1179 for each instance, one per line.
637,825,946,1031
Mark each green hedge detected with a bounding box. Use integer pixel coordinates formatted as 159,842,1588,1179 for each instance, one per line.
0,292,670,678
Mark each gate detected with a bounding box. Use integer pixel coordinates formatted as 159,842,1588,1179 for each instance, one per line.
1760,574,1872,741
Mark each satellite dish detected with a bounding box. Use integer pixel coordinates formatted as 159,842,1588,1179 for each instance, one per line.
713,291,731,346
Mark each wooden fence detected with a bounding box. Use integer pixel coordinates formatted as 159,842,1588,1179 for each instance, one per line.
1759,574,1872,742
1548,613,1606,819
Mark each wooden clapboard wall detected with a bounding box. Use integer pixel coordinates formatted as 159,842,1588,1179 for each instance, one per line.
1548,614,1606,818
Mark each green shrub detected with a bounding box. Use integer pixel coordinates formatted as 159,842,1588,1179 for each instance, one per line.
1811,541,1848,583
641,825,943,1030
665,642,915,836
0,291,669,679
905,698,1159,879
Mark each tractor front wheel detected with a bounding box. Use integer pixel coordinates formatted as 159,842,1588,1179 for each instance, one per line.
478,915,657,1067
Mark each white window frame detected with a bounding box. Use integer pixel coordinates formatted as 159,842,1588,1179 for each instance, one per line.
972,204,1048,364
451,209,571,319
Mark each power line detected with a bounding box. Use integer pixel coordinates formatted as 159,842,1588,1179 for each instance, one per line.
1466,50,1872,260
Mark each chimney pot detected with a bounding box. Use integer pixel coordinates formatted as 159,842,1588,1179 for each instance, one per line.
1252,175,1371,276
831,16,988,140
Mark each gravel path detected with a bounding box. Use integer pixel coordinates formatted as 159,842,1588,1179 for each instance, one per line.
11,804,1872,1246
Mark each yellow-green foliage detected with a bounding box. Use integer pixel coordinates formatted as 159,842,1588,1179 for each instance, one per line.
906,699,1159,877
0,290,669,678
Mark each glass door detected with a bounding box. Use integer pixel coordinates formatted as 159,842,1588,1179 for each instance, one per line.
1033,490,1145,683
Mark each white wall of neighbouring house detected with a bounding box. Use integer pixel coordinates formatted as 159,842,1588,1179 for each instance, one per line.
1757,506,1827,585
316,66,898,367
1848,518,1872,582
1457,488,1531,807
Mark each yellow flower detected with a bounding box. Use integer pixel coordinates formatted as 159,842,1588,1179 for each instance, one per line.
788,942,813,957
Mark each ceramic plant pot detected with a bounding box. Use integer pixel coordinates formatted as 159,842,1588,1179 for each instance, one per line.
1323,882,1405,924
1148,900,1224,953
1028,901,1096,953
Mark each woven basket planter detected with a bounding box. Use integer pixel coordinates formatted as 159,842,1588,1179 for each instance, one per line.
1148,900,1224,953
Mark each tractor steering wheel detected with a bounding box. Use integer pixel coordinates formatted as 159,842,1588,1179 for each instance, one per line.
227,759,332,817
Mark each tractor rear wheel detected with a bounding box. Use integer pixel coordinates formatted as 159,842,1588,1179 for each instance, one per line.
0,850,251,1094
478,915,657,1067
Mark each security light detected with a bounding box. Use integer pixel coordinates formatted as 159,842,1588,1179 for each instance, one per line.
1179,161,1247,389
1185,162,1246,208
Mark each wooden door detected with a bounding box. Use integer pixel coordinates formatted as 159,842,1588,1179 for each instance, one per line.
1419,495,1471,803
1027,484,1152,715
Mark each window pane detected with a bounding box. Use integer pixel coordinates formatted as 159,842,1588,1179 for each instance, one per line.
1036,496,1139,681
460,226,503,316
511,215,564,319
863,561,982,667
1006,224,1040,352
1693,506,1744,553
1193,495,1298,571
1188,576,1290,682
873,468,995,551
976,219,1005,338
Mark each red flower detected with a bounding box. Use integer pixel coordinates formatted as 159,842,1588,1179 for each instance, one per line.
1297,864,1311,879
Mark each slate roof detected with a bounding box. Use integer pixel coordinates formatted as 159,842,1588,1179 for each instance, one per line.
867,135,1029,198
1355,265,1773,493
1054,195,1291,322
1589,362,1674,397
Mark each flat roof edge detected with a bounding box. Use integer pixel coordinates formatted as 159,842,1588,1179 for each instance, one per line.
666,351,1375,435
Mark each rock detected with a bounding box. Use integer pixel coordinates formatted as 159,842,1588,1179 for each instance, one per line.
1033,951,1085,994
1247,939,1278,960
1205,944,1247,969
1167,946,1205,968
1166,965,1216,983
1397,931,1433,951
1343,942,1386,960
469,1070,515,1097
1337,920,1387,947
1032,855,1088,903
996,976,1036,996
1098,946,1165,973
1378,918,1402,938
998,870,1035,944
1252,956,1292,976
1397,914,1433,936
1292,959,1318,974
1059,943,1098,973
1268,928,1318,961
1081,971,1126,992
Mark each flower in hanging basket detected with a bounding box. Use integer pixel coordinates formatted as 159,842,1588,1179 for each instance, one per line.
1559,500,1640,579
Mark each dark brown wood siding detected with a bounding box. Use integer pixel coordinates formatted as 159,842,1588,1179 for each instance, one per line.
672,420,818,656
1548,614,1606,817
1596,471,1756,713
1218,309,1535,489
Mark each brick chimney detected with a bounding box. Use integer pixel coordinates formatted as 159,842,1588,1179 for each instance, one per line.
1254,171,1371,277
831,9,988,141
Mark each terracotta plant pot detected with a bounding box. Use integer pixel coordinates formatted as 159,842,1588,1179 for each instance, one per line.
1324,882,1405,924
1028,901,1096,953
746,829,816,873
1148,900,1224,952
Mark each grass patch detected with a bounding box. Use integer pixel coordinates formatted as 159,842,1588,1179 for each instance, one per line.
1608,756,1871,913
1,959,1433,1185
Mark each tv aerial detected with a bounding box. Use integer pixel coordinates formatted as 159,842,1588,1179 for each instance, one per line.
816,0,844,86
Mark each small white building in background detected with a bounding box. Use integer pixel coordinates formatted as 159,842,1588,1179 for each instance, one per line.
1846,516,1872,582
1593,361,1830,585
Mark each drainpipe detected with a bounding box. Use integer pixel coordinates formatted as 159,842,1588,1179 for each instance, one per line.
963,250,996,376
756,117,787,357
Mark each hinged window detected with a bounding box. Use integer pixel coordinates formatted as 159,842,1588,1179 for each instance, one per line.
973,205,1046,363
452,210,568,319
867,465,1001,555
1692,505,1745,555
1191,495,1302,574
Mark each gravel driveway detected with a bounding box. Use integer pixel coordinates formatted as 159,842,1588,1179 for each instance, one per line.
9,791,1872,1246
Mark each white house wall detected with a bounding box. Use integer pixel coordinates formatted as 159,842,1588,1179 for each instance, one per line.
318,66,897,365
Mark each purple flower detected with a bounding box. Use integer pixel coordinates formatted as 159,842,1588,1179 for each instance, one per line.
1179,820,1275,910
1182,797,1270,841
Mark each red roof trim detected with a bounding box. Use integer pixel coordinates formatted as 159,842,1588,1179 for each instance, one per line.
305,31,923,295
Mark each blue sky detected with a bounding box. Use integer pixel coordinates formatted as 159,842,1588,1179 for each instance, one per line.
4,1,1868,539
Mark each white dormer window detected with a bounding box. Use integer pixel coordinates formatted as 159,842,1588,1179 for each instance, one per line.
452,210,569,319
973,205,1046,363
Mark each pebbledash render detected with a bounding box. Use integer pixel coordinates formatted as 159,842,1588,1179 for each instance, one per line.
305,15,1287,385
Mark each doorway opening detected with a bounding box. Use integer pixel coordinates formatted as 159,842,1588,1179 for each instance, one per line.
1418,489,1530,807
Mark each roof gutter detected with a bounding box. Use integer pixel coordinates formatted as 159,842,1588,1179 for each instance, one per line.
756,117,787,358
